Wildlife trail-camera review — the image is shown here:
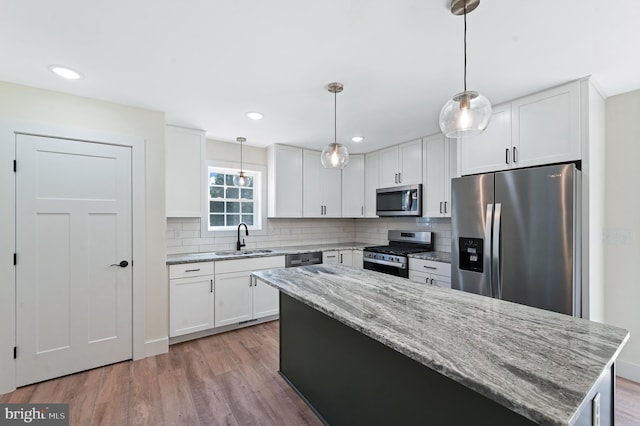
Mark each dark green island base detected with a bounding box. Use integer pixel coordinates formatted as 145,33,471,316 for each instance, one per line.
279,293,614,425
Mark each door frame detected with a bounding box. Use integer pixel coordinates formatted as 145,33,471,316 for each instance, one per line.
0,120,146,394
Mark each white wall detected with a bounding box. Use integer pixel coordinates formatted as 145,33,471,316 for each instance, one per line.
604,89,640,381
0,81,167,393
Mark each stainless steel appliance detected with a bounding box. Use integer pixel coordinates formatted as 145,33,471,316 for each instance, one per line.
285,251,322,268
376,184,422,217
363,230,433,278
451,163,581,316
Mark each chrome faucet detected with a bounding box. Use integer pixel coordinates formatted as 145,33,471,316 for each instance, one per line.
236,222,249,250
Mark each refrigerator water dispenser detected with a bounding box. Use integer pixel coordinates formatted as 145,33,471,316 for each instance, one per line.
459,237,483,273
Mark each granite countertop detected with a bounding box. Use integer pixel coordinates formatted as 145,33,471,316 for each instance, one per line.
408,250,451,263
166,242,371,265
252,265,629,425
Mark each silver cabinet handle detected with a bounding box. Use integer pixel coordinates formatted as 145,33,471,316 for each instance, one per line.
210,279,213,293
423,265,437,270
513,147,517,163
185,268,200,272
340,253,343,263
505,148,510,164
430,278,434,285
398,172,401,183
439,202,443,214
394,173,397,184
444,201,448,213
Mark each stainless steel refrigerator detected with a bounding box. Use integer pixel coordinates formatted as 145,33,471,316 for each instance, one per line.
451,163,581,316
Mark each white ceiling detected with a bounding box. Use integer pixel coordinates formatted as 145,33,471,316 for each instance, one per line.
1,0,639,153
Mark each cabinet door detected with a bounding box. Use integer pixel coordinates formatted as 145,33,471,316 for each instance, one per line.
431,274,451,289
459,103,512,175
423,134,446,217
379,146,399,187
323,250,339,264
342,154,364,217
214,271,252,327
339,250,353,266
398,139,423,185
253,277,279,319
166,126,205,217
170,275,214,337
408,270,430,285
443,139,457,217
352,250,363,269
512,81,580,168
302,150,323,217
364,152,380,217
268,145,303,217
322,166,342,217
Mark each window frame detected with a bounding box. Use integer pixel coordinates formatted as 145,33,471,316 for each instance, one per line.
201,160,266,238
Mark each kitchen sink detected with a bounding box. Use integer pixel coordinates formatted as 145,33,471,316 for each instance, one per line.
213,249,274,256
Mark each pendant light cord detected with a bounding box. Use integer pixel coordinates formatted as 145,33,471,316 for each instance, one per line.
463,1,467,92
334,90,337,143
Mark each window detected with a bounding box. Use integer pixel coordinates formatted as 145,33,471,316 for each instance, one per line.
207,166,261,230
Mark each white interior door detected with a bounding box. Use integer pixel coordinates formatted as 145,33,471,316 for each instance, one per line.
16,134,133,386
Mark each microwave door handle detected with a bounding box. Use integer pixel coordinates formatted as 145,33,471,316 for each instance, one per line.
403,191,412,211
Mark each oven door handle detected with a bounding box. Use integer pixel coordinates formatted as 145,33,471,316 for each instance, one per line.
363,257,406,269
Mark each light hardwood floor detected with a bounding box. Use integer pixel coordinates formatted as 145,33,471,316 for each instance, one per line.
1,320,639,425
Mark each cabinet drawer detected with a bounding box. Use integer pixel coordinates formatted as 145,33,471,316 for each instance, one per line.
215,255,285,274
409,259,451,277
323,251,339,264
169,261,214,279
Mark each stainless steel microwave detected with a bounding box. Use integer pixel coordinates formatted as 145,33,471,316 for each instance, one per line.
376,184,422,216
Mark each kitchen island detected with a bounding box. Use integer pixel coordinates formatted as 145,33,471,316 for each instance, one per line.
252,265,629,426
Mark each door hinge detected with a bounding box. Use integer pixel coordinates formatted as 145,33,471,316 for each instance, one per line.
13,253,16,265
13,346,17,359
13,160,16,172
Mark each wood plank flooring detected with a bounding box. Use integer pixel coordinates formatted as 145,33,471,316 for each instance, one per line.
1,320,639,425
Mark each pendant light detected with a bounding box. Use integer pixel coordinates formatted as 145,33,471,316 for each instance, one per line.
321,82,349,169
439,0,492,138
233,137,247,186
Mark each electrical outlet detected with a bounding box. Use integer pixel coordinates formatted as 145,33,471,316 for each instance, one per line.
592,392,600,426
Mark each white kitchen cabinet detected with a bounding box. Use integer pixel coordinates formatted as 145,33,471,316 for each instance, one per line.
169,261,215,337
267,144,303,217
339,250,353,266
408,258,451,289
459,103,512,175
352,250,363,269
165,125,205,217
342,154,365,217
459,80,581,176
302,149,342,217
379,139,423,187
214,256,285,327
323,250,339,264
423,133,457,218
364,151,380,217
511,81,581,168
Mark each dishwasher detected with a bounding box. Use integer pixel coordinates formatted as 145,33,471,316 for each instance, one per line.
285,251,322,268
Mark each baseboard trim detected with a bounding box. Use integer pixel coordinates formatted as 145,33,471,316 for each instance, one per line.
617,359,640,383
143,336,169,359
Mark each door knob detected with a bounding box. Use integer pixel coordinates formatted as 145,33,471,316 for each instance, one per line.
110,260,129,268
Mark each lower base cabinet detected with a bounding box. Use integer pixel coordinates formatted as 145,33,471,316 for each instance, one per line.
169,261,215,338
408,259,451,288
323,249,356,267
215,256,285,327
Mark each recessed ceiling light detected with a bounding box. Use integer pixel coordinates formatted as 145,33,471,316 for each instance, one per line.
246,112,263,120
351,136,364,143
49,65,82,80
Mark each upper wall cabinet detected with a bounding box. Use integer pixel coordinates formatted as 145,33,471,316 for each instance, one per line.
267,144,303,218
342,154,365,218
379,139,423,187
302,149,342,217
364,151,380,217
166,125,205,217
423,133,457,218
459,80,581,176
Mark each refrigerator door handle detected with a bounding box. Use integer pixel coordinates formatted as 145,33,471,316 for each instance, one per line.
484,203,494,296
492,203,502,299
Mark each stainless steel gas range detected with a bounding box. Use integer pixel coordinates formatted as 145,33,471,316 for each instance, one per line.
363,230,433,278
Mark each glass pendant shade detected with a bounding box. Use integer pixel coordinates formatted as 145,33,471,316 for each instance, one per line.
321,142,349,169
439,90,492,138
232,172,246,187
